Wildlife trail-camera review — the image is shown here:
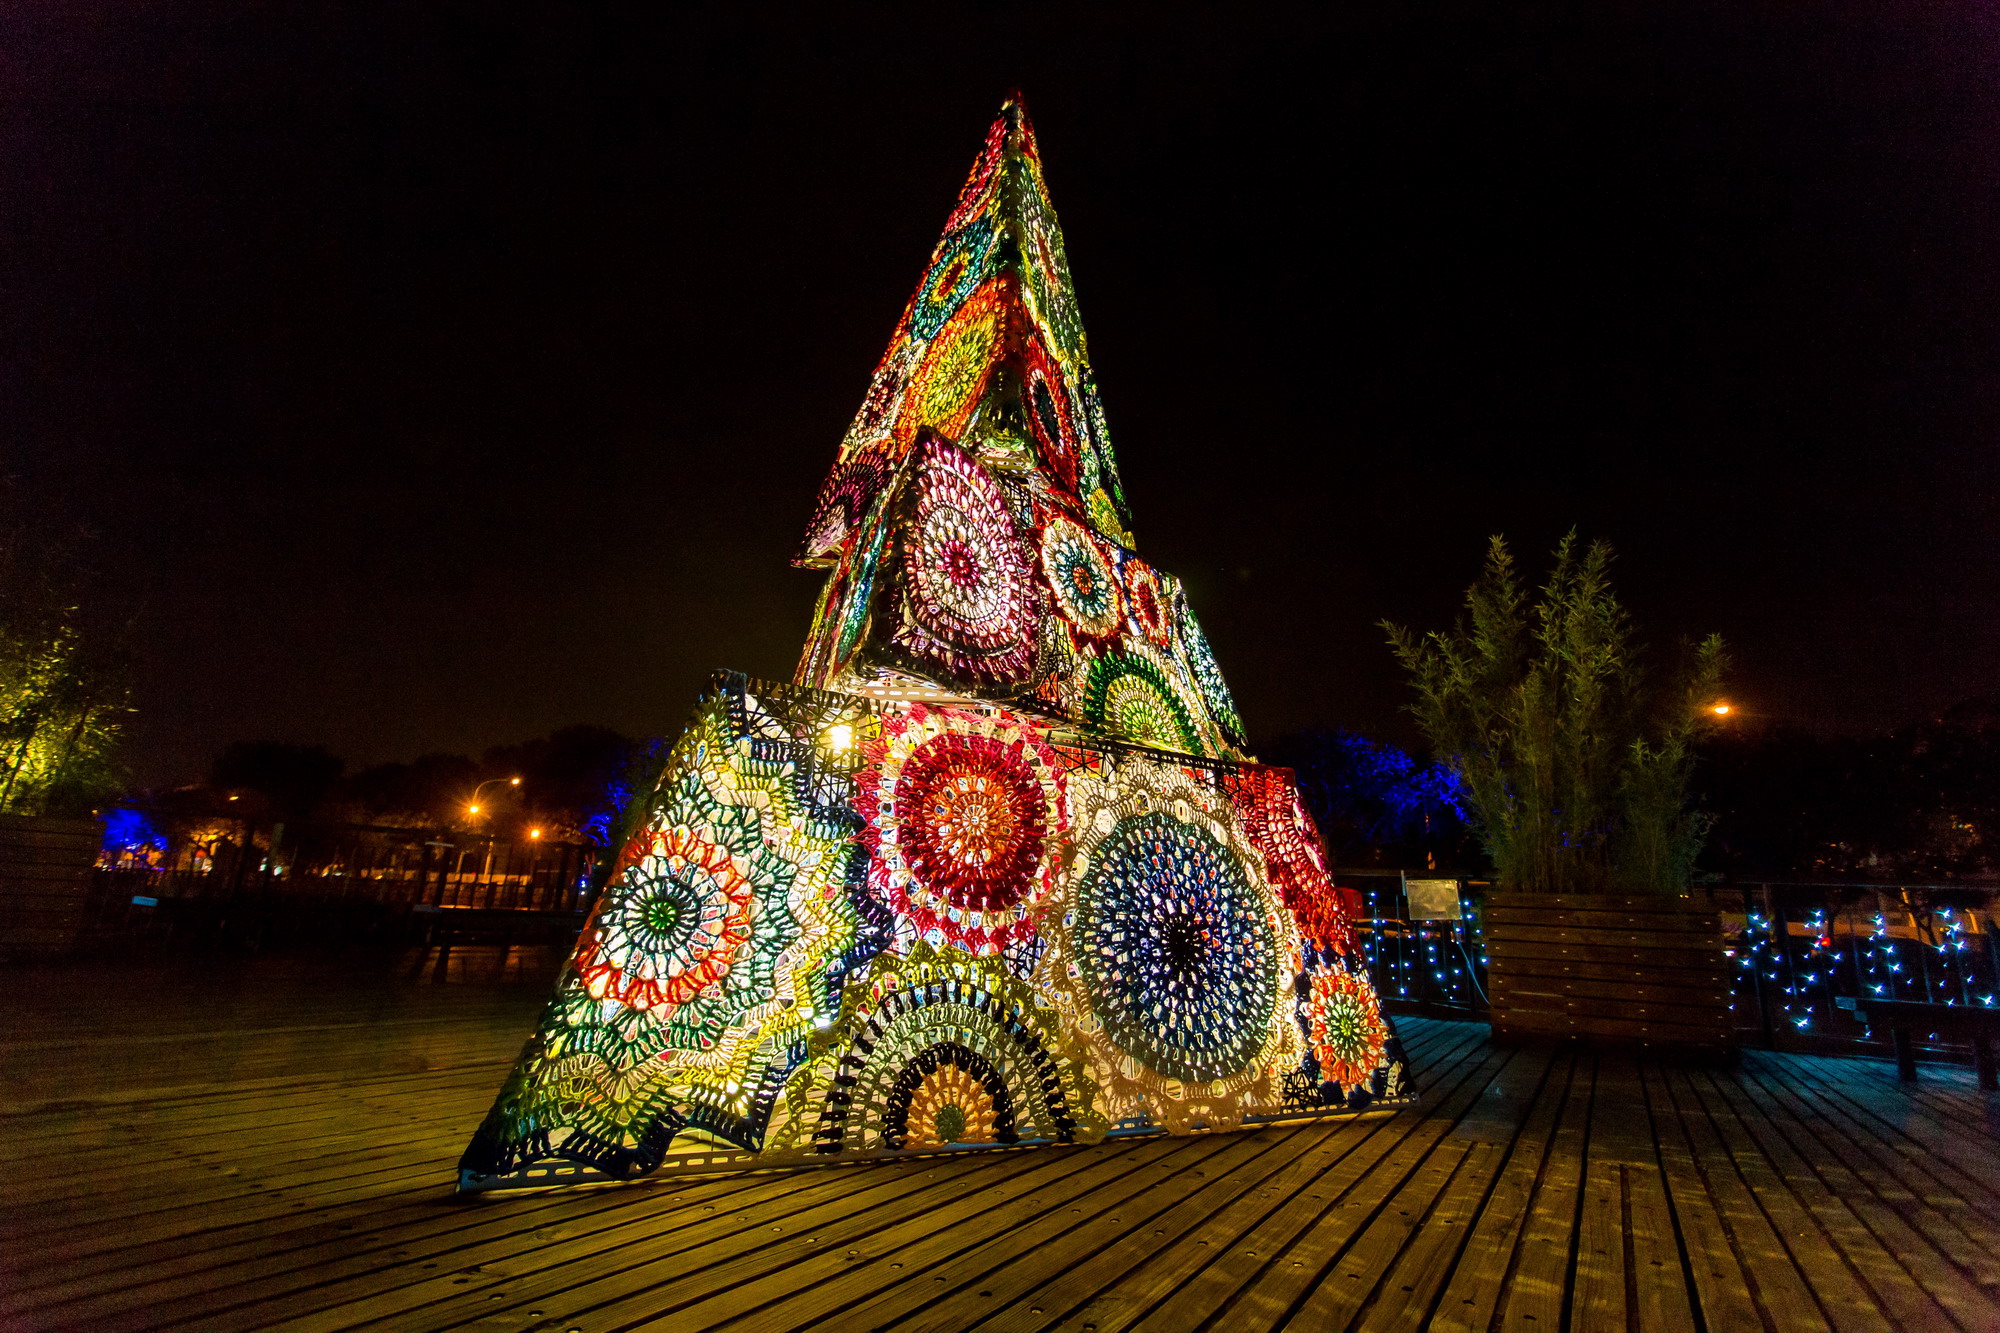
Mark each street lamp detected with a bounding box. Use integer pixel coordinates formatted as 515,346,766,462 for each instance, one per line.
466,776,521,817
1709,702,1733,717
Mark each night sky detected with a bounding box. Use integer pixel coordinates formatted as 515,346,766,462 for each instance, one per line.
7,3,1997,786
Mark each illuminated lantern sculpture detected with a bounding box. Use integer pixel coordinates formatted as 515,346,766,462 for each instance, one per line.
459,96,1411,1191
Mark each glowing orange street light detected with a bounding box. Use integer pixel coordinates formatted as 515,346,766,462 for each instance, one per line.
529,828,543,840
467,776,523,819
1710,702,1733,717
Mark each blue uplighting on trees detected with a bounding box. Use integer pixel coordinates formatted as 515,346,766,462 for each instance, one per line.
101,808,167,856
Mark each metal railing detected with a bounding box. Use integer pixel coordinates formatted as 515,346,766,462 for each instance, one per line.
1341,869,1492,1019
1347,872,2000,1065
1721,881,2000,1057
89,819,607,945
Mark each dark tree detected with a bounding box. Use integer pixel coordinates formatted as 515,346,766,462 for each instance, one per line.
483,724,633,831
1700,697,2000,881
340,752,482,827
209,741,344,821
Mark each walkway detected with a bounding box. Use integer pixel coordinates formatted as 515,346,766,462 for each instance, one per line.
4,950,1998,1331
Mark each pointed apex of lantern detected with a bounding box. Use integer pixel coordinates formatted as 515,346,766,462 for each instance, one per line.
789,101,1249,761
795,95,1134,570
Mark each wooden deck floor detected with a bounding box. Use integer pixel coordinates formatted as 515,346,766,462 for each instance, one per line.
5,950,2000,1332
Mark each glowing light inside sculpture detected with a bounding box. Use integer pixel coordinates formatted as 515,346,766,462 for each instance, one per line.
460,97,1409,1191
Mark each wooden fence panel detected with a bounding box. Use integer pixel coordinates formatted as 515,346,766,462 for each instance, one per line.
1485,891,1734,1057
0,814,103,955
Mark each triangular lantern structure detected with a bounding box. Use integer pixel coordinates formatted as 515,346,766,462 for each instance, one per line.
459,97,1411,1192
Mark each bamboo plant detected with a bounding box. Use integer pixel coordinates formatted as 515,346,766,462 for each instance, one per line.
1384,533,1724,894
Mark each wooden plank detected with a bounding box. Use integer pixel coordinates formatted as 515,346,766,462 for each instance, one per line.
1751,1061,2000,1253
1486,922,1723,949
1494,1018,1732,1045
4,1177,592,1323
1425,1050,1577,1332
896,1123,1348,1333
1756,1051,2000,1239
1734,1056,2000,1329
0,925,82,948
1284,1139,1479,1328
1489,974,1732,1008
1624,1155,1702,1332
1055,1027,1515,1333
29,964,2000,1333
1637,1059,1765,1332
334,1026,1499,1333
1492,989,1730,1017
1488,891,1719,912
1487,940,1727,972
1490,967,1727,993
1782,1050,2000,1192
1488,985,1730,1015
1494,1014,1731,1047
754,1132,1297,1333
692,1133,1230,1333
196,1153,1027,1332
1569,1155,1630,1331
1484,907,1723,933
1582,1054,1698,1332
1769,1051,2000,1206
0,834,101,854
1489,1046,1593,1330
1649,1064,1835,1333
724,1132,1301,1333
746,1024,1494,1333
1192,1041,1524,1328
1484,956,1728,987
1337,1140,1509,1328
1698,1065,1949,1332
0,848,100,872
0,836,102,856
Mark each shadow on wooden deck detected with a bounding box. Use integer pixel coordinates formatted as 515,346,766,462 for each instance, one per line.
3,947,1998,1331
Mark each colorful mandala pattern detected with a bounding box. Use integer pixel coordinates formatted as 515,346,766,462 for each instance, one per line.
462,675,1404,1190
1086,485,1131,546
1123,559,1174,649
1307,964,1391,1090
577,826,754,1012
1021,335,1082,492
1040,513,1122,639
461,679,866,1183
1073,810,1278,1082
1013,141,1084,364
798,443,892,567
900,1049,1003,1147
792,105,1241,766
836,340,919,467
856,704,1065,954
904,280,1005,442
1082,649,1207,756
1043,763,1305,1132
886,437,1042,688
799,946,1100,1156
910,214,998,341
